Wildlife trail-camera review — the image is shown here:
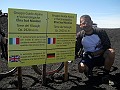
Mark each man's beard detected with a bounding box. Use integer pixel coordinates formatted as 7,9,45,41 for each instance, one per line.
82,26,91,31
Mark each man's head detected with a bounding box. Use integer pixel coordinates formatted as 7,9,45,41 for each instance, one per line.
80,15,93,32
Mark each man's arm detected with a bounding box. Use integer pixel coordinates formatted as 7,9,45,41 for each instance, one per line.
92,49,104,56
100,30,111,51
75,31,84,56
93,29,111,56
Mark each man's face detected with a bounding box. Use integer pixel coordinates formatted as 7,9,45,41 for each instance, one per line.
80,17,93,32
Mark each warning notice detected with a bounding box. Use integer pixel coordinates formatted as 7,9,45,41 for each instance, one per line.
8,8,76,67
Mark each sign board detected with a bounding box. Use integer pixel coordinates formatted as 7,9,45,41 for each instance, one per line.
8,8,76,67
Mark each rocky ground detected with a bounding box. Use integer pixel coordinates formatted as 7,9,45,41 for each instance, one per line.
0,28,120,90
0,16,120,90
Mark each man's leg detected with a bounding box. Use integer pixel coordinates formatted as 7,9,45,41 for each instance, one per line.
103,48,115,72
78,62,88,73
78,58,94,78
102,48,115,83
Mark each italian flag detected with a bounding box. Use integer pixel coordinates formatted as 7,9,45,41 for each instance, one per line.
9,38,20,45
48,38,56,44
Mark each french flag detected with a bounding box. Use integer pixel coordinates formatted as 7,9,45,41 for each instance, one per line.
48,38,56,44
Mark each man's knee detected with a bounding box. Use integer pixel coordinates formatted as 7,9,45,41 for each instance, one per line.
78,63,87,73
109,48,115,54
104,48,115,58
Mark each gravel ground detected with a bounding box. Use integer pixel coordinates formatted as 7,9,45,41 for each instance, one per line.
0,29,120,90
0,16,120,90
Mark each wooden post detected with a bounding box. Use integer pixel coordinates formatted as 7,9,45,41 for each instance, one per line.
18,67,22,90
64,61,68,81
42,64,47,85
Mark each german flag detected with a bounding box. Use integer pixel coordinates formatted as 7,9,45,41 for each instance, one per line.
47,53,55,58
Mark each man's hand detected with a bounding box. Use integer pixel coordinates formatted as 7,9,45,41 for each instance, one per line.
83,51,94,59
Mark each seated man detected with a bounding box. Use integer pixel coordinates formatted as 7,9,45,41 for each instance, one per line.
75,15,115,82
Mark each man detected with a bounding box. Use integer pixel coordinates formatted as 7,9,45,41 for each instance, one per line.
75,15,115,82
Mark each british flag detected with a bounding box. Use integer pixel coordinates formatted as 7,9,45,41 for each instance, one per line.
9,55,20,62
